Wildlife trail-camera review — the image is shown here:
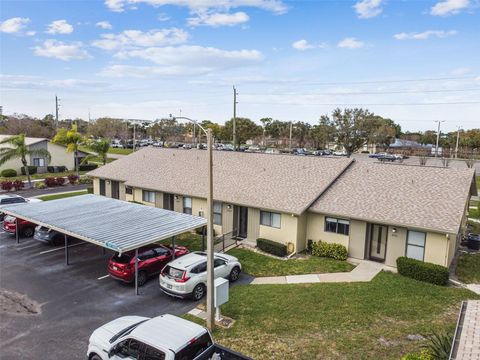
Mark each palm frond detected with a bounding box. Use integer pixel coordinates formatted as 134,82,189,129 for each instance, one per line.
0,148,19,166
27,148,52,164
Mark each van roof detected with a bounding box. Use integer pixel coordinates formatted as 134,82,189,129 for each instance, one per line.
131,314,207,352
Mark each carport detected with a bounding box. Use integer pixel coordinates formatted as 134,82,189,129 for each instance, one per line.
0,194,207,294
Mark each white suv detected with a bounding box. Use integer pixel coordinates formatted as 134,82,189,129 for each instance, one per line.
87,314,213,360
159,252,241,300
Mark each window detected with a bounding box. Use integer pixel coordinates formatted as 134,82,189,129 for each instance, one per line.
213,201,222,225
115,338,142,359
214,258,226,267
143,345,165,360
142,190,155,203
183,197,192,215
154,247,170,256
260,211,281,228
325,217,350,235
33,158,45,166
406,231,426,261
138,249,156,261
99,179,106,196
191,261,207,274
175,332,213,360
125,186,133,195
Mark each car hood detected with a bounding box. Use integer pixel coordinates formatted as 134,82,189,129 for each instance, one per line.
90,316,149,349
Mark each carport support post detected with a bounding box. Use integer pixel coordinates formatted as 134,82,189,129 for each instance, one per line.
135,249,139,296
15,218,19,244
64,234,69,265
172,236,176,260
206,128,215,331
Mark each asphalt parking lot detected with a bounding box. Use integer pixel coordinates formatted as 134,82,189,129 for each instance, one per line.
0,231,250,360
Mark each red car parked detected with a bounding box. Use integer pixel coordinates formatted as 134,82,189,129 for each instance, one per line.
2,215,36,237
108,244,189,286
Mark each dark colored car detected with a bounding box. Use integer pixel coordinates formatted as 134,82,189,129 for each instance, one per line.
0,194,27,221
108,244,189,286
33,226,71,245
2,215,36,237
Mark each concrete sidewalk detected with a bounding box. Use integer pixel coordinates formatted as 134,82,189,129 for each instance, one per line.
251,259,391,285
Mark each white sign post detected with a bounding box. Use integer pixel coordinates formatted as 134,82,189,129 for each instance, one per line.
214,278,229,321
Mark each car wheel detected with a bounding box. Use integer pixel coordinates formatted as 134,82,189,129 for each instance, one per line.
229,266,241,282
192,284,206,301
90,354,102,360
23,227,34,237
137,271,147,287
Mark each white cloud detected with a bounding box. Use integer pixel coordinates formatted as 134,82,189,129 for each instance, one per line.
0,74,109,90
104,0,287,15
101,45,263,77
188,11,249,27
0,17,30,34
46,19,74,34
394,30,457,40
430,0,470,16
450,67,471,75
354,0,383,19
292,39,326,51
96,21,113,29
33,40,91,61
157,12,171,21
92,28,188,50
337,37,365,49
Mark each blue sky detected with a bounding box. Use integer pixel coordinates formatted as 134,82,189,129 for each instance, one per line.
1,0,479,132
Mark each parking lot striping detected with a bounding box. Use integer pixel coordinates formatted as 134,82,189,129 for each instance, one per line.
97,274,110,280
39,242,85,255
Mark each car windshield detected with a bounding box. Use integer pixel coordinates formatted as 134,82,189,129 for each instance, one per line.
175,331,213,360
109,319,148,344
4,215,15,223
166,266,184,279
112,253,133,264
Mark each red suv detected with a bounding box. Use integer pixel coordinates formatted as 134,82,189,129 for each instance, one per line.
3,216,36,237
108,244,189,286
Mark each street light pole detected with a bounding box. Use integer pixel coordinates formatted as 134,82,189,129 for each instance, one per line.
434,120,445,158
171,115,215,330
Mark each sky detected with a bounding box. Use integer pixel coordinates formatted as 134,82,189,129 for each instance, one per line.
0,0,479,132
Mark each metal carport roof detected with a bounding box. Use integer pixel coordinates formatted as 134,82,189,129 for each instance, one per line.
0,194,207,253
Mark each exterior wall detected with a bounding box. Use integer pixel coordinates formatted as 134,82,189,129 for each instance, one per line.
93,178,100,195
0,157,23,173
348,220,367,260
296,213,307,252
105,180,112,198
125,186,134,202
447,233,459,267
222,203,234,234
46,142,75,170
155,191,163,208
424,232,449,267
174,195,183,213
385,226,407,267
305,213,349,249
258,211,297,249
247,208,260,241
134,188,154,207
119,182,126,201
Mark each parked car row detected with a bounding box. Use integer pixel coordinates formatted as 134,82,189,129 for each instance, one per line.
368,152,408,161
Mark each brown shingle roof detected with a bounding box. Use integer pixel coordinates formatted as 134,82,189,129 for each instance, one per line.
310,162,475,233
89,147,353,214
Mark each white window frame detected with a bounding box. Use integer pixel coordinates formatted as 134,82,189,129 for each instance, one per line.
325,217,350,236
183,196,192,215
213,201,222,225
33,158,45,166
260,211,281,229
142,190,155,203
405,230,426,261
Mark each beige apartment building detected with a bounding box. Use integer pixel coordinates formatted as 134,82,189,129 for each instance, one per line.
89,147,476,268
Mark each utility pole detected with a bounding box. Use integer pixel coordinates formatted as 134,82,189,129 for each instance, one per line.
233,85,238,151
434,120,445,158
55,95,60,128
455,126,461,159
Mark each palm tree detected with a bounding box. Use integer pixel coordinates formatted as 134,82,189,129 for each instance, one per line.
83,138,110,165
52,125,84,177
0,134,51,188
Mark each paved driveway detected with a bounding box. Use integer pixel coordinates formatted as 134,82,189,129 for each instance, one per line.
0,231,249,360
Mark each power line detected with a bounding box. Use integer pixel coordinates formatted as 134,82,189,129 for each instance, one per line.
244,88,480,96
241,101,480,106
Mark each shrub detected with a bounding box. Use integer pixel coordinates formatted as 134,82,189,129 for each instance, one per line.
79,164,98,171
35,182,47,189
1,169,17,177
12,180,24,190
55,177,66,186
425,331,452,360
1,181,13,191
256,238,287,257
21,166,37,175
44,177,57,187
78,176,93,184
396,257,449,286
311,241,348,261
67,174,78,185
401,349,433,360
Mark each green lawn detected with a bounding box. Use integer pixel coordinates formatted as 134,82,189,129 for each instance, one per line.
108,148,133,155
228,248,354,277
159,232,205,252
456,253,480,284
187,271,478,360
0,170,88,182
37,190,88,201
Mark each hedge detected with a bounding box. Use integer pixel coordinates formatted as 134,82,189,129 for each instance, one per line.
256,238,287,257
47,166,67,173
79,164,98,171
21,166,37,175
1,169,17,177
397,256,449,286
311,241,348,261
